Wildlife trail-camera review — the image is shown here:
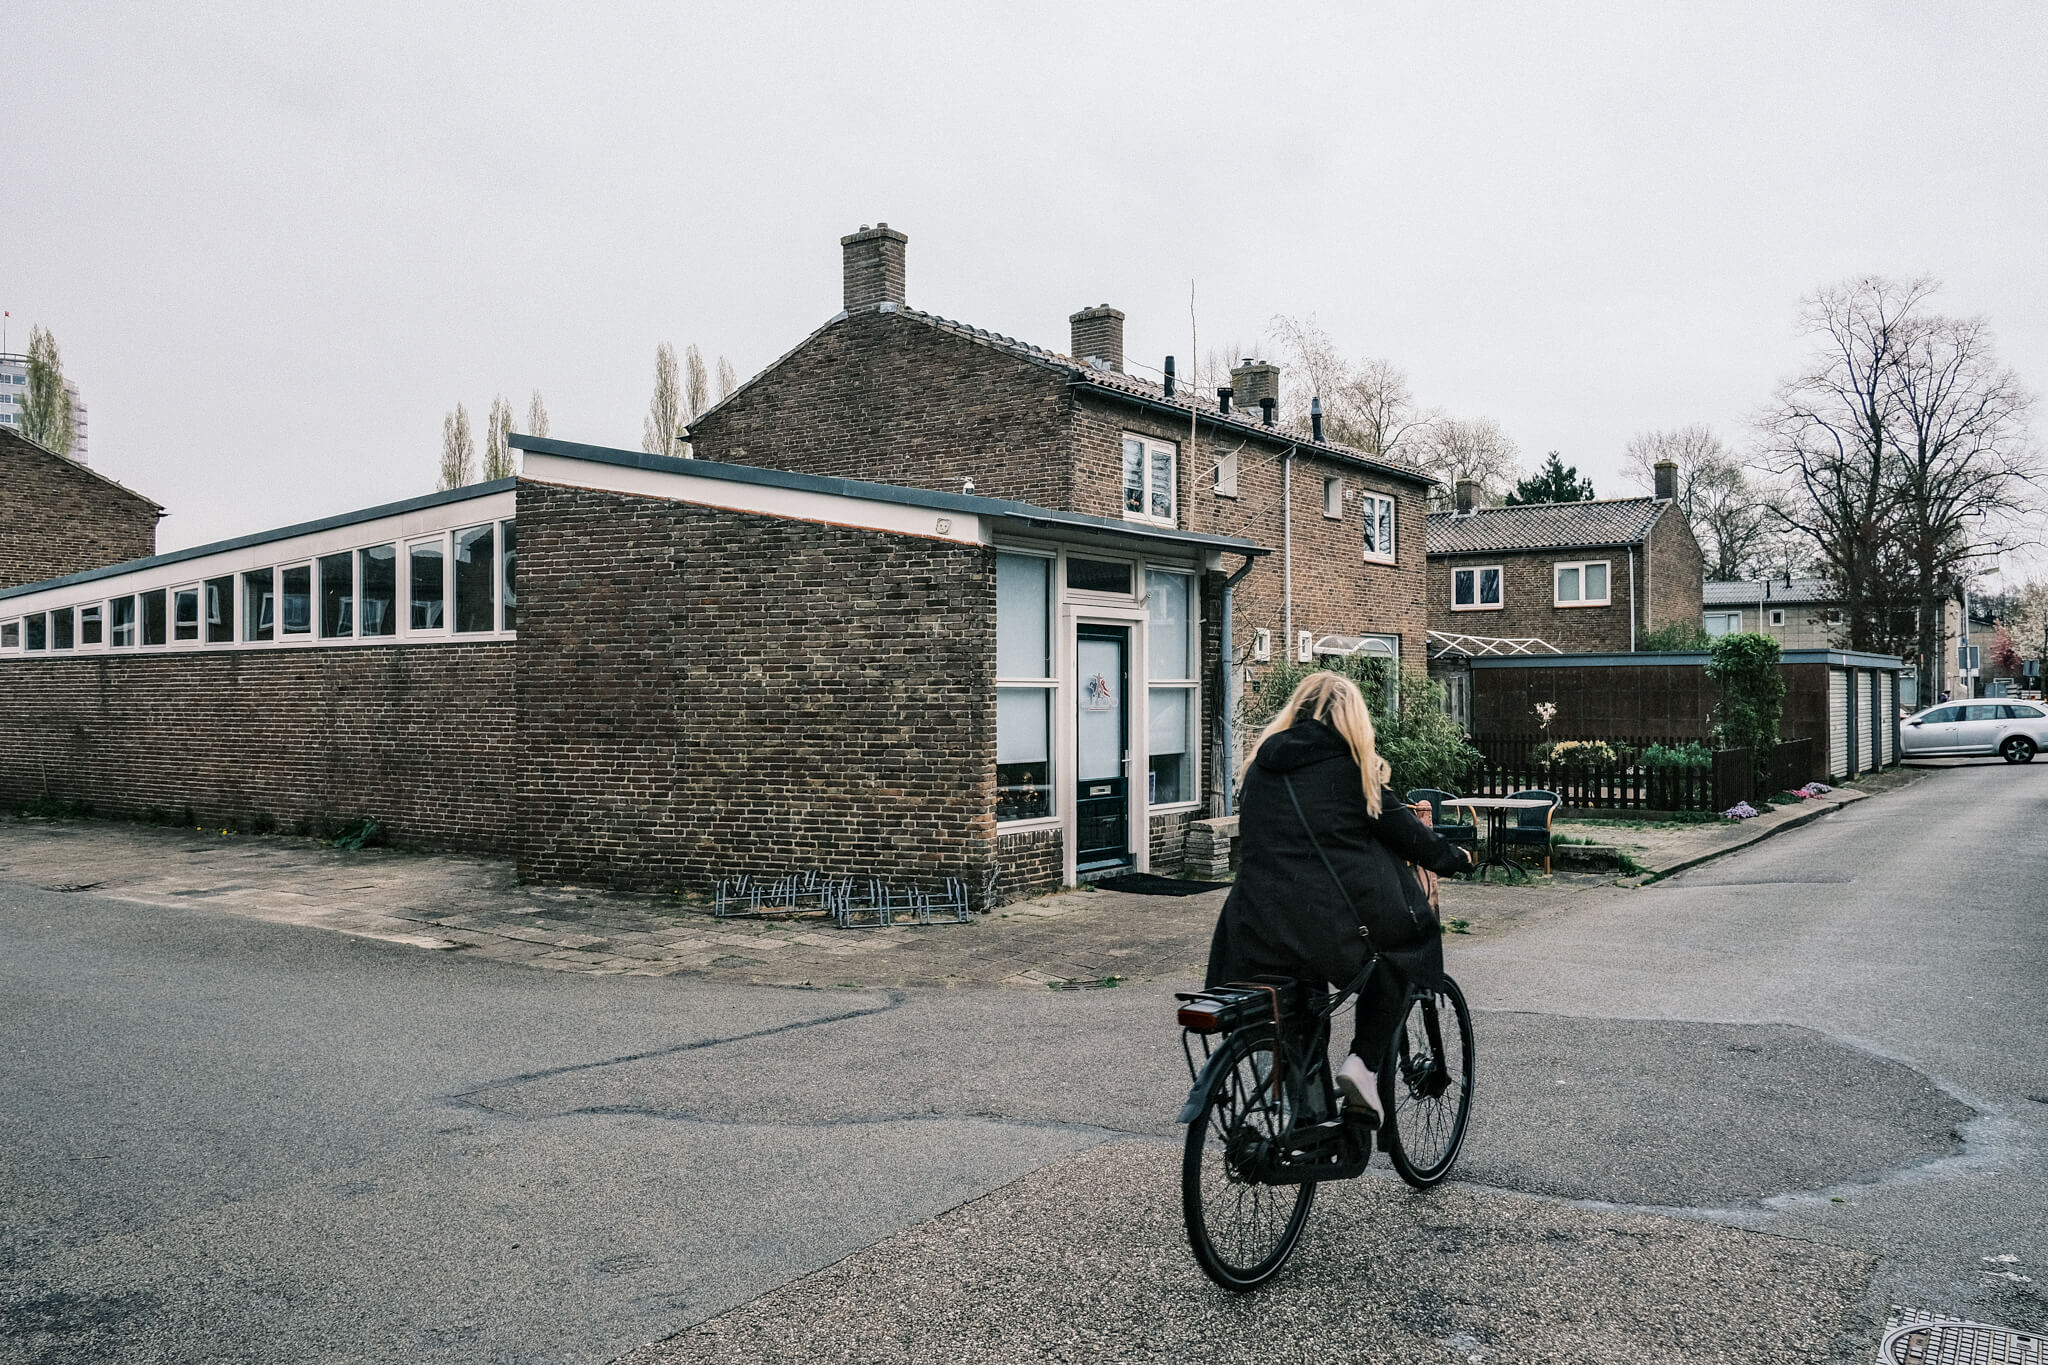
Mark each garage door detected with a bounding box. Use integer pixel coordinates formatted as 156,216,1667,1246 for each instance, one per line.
1828,669,1849,778
1857,671,1877,772
1878,673,1896,764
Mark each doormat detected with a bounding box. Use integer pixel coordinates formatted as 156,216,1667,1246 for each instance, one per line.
1094,873,1231,897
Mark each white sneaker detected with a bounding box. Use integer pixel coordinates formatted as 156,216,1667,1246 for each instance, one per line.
1335,1053,1384,1125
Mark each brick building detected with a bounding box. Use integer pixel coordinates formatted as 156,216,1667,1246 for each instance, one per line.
1425,471,1704,655
0,426,161,591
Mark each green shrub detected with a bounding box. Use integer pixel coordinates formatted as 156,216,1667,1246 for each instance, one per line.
1638,741,1713,771
1533,739,1621,769
1239,656,1481,796
1706,632,1785,753
331,817,385,851
1638,622,1713,652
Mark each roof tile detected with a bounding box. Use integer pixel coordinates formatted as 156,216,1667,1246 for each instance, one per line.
1426,499,1667,555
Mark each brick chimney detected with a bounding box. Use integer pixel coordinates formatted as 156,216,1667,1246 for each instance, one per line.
1069,305,1125,372
1654,459,1679,501
841,223,907,311
1231,359,1280,421
1455,478,1483,514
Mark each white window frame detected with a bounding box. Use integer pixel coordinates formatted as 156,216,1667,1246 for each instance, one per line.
996,547,1059,829
1063,552,1139,602
276,561,315,642
1451,565,1504,612
1322,477,1343,519
1704,611,1742,638
1121,433,1178,528
1361,492,1396,564
1144,567,1201,813
1212,446,1238,499
1768,608,1785,627
1554,559,1611,607
171,583,204,648
0,618,18,652
405,534,450,636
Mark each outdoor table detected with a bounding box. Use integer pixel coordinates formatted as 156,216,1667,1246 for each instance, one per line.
1441,797,1555,878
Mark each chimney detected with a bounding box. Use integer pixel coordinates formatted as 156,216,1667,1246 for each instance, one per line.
1068,305,1125,372
1654,458,1679,501
841,223,908,311
1310,397,1325,443
1217,386,1233,415
1455,478,1482,514
1162,355,1176,398
1259,397,1276,427
1231,358,1281,421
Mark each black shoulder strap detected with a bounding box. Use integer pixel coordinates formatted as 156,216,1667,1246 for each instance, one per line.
1283,773,1376,961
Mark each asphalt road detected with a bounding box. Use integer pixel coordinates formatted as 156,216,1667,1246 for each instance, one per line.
4,760,2043,1363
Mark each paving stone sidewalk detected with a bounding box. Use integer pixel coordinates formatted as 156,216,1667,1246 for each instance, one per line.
0,777,1906,990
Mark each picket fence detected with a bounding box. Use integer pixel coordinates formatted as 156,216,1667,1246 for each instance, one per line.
1461,736,1820,812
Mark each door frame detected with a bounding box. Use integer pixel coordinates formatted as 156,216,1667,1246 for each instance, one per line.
1061,603,1150,886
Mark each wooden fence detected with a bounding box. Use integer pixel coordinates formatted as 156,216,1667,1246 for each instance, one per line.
1462,736,1821,813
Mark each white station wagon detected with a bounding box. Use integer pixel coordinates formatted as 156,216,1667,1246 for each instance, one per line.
1900,700,2048,763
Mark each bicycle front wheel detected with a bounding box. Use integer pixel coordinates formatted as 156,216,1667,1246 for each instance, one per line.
1380,975,1475,1188
1181,1027,1316,1291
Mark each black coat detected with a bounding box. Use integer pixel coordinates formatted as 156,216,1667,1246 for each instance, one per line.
1205,717,1472,994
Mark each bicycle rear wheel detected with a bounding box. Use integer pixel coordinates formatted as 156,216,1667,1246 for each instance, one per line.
1181,1027,1316,1290
1379,975,1475,1188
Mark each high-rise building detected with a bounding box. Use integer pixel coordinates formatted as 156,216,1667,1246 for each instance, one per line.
0,354,89,463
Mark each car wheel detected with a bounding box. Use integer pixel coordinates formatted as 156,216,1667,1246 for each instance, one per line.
2001,736,2036,764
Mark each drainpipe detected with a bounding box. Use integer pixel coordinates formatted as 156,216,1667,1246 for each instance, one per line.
1628,550,1637,652
1282,446,1295,655
1219,551,1259,815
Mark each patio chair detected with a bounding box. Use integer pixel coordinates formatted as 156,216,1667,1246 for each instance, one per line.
1502,789,1559,874
1405,788,1479,848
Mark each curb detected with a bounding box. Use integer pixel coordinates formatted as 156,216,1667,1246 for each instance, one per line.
1644,790,1871,880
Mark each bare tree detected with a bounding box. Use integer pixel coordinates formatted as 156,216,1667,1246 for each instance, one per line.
1623,424,1769,579
683,344,712,424
715,356,738,400
641,343,682,456
1757,275,2039,665
525,389,551,439
1414,417,1520,509
439,403,476,490
20,325,76,455
482,395,515,480
1266,315,1438,460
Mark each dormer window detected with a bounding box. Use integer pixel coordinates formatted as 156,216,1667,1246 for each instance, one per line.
1121,434,1177,526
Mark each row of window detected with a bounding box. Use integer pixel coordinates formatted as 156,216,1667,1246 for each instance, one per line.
994,549,1200,824
1120,433,1400,564
0,521,516,654
1450,559,1611,611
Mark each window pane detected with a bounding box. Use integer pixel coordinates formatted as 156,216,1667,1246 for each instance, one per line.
0,622,16,649
280,566,312,634
111,596,135,646
1480,568,1501,604
170,589,196,642
1364,505,1379,556
996,687,1052,822
319,553,354,637
1067,557,1131,594
1453,570,1474,606
1586,562,1608,600
243,569,275,641
52,607,74,649
26,614,46,650
80,605,103,646
1379,503,1395,558
995,553,1050,678
1146,570,1192,680
410,541,445,630
1324,478,1341,517
359,545,397,637
1149,687,1191,804
1150,447,1174,520
453,524,495,633
1557,566,1581,602
500,521,517,632
205,576,235,642
1122,437,1145,514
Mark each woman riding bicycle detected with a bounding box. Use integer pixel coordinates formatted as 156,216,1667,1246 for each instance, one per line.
1206,671,1474,1123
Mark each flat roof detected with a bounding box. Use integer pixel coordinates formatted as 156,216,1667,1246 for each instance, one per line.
510,435,1270,558
0,479,516,603
1466,649,1908,671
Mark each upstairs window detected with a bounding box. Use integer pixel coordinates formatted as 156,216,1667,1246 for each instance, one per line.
1555,560,1610,607
51,607,74,650
0,621,17,649
1452,565,1503,611
1361,494,1396,564
1323,477,1343,519
1121,434,1178,526
111,597,136,647
25,614,47,650
1212,446,1238,498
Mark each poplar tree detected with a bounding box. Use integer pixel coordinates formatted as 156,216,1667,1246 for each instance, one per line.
482,395,515,479
439,403,476,490
642,343,682,456
525,390,551,439
20,325,76,456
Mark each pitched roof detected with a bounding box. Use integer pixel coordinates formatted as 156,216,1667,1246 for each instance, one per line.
1425,497,1667,555
688,303,1435,488
0,426,165,514
1703,577,1839,607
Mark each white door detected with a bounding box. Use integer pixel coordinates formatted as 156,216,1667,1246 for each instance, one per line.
1828,670,1850,775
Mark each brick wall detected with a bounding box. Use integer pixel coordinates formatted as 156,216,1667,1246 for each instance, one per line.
687,310,1075,510
995,827,1062,900
1646,511,1705,632
516,480,999,894
0,430,161,590
1427,546,1643,652
0,644,517,847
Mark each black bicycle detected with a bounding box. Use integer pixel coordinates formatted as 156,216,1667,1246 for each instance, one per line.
1173,970,1475,1291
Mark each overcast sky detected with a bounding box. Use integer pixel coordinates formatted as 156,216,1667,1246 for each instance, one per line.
8,3,2046,578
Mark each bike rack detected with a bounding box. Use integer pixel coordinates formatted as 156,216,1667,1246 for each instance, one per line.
710,870,975,927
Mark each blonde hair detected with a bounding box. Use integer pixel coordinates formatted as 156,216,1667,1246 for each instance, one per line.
1247,672,1390,817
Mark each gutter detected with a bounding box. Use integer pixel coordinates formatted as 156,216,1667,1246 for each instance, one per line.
1218,551,1260,815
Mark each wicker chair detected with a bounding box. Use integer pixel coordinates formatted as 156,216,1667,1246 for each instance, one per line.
1501,789,1559,873
1405,788,1479,847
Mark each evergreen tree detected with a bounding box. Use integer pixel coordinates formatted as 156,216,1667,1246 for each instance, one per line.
1508,451,1595,505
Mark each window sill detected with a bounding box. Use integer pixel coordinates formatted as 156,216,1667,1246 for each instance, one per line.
1554,600,1611,609
1362,553,1396,567
1148,800,1204,816
1449,602,1504,612
996,815,1061,834
1121,512,1178,529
